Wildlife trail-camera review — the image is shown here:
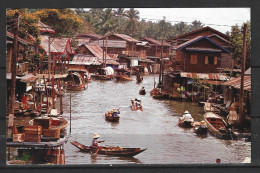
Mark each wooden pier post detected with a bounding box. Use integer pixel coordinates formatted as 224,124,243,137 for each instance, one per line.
70,94,72,133
238,23,247,128
58,79,63,114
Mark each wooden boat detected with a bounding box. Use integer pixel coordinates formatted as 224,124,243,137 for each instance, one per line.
204,102,219,113
204,112,237,140
178,118,194,128
150,88,169,99
192,121,208,134
115,69,132,81
105,109,120,122
65,72,86,91
139,88,146,95
131,99,143,111
92,67,114,80
71,141,146,157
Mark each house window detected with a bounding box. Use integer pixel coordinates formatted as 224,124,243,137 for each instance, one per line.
190,55,197,64
205,56,214,64
214,56,218,65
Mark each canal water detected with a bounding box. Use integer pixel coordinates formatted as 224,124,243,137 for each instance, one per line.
62,75,250,164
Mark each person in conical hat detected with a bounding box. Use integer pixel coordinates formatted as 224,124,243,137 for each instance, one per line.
181,110,194,122
91,133,104,149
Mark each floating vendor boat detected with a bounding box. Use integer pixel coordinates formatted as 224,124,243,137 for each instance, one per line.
150,88,169,99
71,141,146,157
115,69,132,81
192,121,208,134
204,112,237,140
139,87,146,95
131,98,143,111
105,109,120,122
178,111,194,128
65,72,86,91
92,67,114,80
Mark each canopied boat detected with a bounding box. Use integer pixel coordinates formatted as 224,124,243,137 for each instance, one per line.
115,69,132,81
105,109,120,122
131,99,143,111
65,72,86,91
92,67,114,80
71,141,146,157
204,112,237,140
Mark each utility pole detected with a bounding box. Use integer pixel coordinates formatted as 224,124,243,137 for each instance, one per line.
48,36,51,80
105,35,108,68
238,23,247,128
9,12,19,120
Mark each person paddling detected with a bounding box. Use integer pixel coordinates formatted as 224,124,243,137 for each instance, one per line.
91,133,105,149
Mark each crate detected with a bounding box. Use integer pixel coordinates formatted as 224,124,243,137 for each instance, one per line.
25,134,41,142
43,128,60,138
34,118,52,129
24,126,42,135
13,133,25,142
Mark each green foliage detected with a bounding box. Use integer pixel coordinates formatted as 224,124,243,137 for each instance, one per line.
230,22,251,68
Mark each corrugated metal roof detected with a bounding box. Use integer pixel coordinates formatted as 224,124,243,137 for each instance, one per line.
223,75,251,91
71,54,101,65
6,73,37,83
174,36,231,54
88,40,126,48
38,21,55,33
108,54,118,60
40,35,72,54
142,37,171,46
180,72,229,81
111,33,139,43
71,54,119,65
76,33,103,39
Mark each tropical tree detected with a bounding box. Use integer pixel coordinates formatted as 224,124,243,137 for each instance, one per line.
124,8,141,37
190,20,204,31
33,9,83,37
230,22,251,69
113,8,126,33
174,22,190,35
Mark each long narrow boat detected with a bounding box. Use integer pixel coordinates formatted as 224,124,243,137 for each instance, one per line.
204,112,237,140
71,141,146,157
115,69,132,81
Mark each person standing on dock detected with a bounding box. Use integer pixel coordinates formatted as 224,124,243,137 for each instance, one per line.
91,133,104,149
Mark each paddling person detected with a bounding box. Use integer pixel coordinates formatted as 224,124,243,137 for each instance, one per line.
180,110,194,122
91,133,104,149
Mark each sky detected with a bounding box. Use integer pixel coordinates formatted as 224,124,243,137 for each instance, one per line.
135,8,250,33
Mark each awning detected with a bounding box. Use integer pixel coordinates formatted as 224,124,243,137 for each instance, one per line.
180,72,228,81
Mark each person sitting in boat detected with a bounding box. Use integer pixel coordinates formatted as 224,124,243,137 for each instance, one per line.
111,109,120,117
180,110,194,122
91,133,104,149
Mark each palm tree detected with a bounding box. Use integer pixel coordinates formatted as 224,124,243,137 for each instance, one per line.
124,8,141,36
113,8,126,33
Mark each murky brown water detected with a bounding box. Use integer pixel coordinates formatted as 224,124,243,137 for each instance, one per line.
24,75,251,164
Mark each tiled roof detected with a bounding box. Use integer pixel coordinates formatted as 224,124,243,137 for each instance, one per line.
111,33,139,43
142,37,171,46
174,36,231,54
38,21,55,33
